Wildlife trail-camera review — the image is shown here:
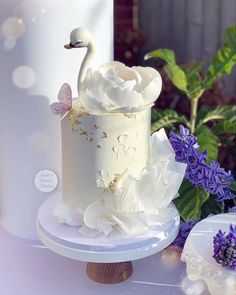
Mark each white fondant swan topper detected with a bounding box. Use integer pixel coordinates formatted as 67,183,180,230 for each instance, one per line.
51,28,162,115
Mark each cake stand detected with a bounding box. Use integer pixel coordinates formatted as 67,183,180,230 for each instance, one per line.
37,195,180,284
182,213,236,295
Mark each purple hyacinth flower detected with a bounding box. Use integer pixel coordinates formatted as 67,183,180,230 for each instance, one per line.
169,125,235,202
213,224,236,270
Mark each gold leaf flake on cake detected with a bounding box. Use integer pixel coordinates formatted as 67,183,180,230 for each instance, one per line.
101,131,109,139
68,109,83,133
78,109,88,117
79,129,88,136
107,174,121,193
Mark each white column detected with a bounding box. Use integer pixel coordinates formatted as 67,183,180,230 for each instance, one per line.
0,0,113,240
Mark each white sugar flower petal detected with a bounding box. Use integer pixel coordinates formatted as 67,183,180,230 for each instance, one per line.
150,128,176,162
53,202,83,226
142,76,162,105
79,62,162,113
83,201,105,229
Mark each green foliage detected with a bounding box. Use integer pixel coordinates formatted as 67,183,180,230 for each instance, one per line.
203,26,236,90
201,195,223,219
214,119,236,135
146,25,236,99
145,49,189,95
164,64,188,92
195,126,219,161
174,181,209,221
196,105,236,128
144,48,176,64
231,180,236,192
184,63,203,99
148,25,236,221
151,109,189,133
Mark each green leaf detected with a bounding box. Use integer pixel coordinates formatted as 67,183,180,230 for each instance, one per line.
184,63,203,99
203,25,236,90
151,109,189,133
144,49,176,64
212,106,236,135
164,64,188,92
195,126,219,160
185,62,203,74
144,48,188,93
174,180,209,221
151,108,160,124
224,25,236,48
201,195,223,219
196,105,236,128
213,119,236,135
231,180,236,192
197,106,211,121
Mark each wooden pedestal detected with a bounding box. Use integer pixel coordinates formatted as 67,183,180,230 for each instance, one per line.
86,261,133,284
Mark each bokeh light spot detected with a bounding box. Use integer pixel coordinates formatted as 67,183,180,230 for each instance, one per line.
3,37,16,51
2,17,25,39
12,65,36,89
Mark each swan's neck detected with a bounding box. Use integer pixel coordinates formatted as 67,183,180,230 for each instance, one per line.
77,43,96,96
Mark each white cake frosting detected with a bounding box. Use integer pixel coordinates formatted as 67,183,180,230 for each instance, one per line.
61,106,151,210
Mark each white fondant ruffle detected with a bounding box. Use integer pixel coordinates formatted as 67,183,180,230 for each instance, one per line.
54,128,187,237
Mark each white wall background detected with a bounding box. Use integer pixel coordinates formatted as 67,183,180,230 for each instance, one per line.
0,0,113,240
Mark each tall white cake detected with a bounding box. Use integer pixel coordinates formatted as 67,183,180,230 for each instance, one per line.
52,28,186,237
62,107,150,210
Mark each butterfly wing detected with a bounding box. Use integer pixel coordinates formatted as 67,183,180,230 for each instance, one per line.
50,83,72,117
50,102,71,116
58,83,72,108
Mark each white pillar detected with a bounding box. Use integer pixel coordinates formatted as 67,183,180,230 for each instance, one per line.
0,0,113,240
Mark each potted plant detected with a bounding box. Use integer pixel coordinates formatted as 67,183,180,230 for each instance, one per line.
145,25,236,226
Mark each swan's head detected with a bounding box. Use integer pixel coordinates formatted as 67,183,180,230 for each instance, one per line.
64,28,94,49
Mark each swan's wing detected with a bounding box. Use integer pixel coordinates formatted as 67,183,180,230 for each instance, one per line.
50,102,71,117
57,83,72,108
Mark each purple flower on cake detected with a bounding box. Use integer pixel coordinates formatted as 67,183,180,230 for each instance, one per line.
78,61,162,113
169,125,235,202
213,224,236,270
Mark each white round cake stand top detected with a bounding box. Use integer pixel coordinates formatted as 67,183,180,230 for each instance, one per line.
182,213,236,295
37,196,180,263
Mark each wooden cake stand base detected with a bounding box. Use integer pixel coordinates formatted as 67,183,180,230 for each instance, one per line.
37,195,180,284
86,261,133,284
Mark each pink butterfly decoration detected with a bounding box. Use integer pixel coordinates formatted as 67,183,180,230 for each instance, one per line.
51,83,72,117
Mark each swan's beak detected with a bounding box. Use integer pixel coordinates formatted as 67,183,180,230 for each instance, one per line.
64,43,73,49
64,41,83,49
